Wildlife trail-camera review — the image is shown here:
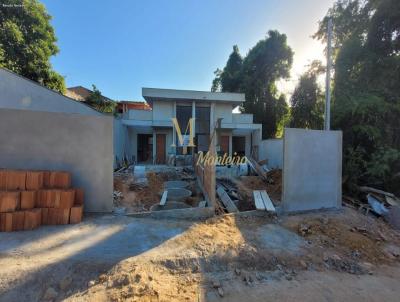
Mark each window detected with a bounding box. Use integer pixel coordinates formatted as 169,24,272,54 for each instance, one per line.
195,106,210,153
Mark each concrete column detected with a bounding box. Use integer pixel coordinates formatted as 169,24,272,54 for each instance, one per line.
172,101,176,155
229,132,233,156
152,130,156,164
210,102,216,150
192,101,196,154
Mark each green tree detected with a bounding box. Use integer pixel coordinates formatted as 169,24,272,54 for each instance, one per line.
219,45,243,93
0,0,65,92
85,85,116,114
290,61,324,129
212,31,293,138
315,0,400,194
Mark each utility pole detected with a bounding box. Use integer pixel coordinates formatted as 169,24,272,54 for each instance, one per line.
324,18,333,131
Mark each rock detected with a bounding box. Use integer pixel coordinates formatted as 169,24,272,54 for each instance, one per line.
106,280,114,288
217,287,224,297
377,230,389,241
43,287,58,301
114,274,131,287
300,260,308,269
243,274,253,286
360,262,374,274
234,268,241,276
212,280,221,288
383,244,400,258
331,254,341,261
88,280,96,287
59,276,72,291
285,275,293,281
134,274,142,283
299,223,311,236
255,272,263,280
98,274,108,283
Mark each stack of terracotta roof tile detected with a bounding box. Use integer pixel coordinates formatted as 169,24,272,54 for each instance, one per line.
0,169,84,232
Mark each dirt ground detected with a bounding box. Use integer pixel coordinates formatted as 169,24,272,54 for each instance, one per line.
114,167,202,213
1,206,400,302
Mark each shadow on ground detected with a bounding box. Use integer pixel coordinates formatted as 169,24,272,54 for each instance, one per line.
0,214,194,301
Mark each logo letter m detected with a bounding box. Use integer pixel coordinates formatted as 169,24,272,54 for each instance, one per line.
171,118,195,147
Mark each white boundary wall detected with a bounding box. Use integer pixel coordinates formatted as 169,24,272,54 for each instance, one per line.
282,128,342,212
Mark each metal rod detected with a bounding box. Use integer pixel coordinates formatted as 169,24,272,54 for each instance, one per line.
324,18,333,131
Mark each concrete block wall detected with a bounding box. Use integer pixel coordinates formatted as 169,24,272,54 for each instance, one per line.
282,128,342,212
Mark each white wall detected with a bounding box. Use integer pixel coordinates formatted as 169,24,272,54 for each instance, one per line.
0,69,113,212
232,113,253,124
0,68,102,116
152,100,174,121
128,109,152,120
259,139,283,169
214,103,232,123
113,118,125,167
282,128,342,212
0,109,113,212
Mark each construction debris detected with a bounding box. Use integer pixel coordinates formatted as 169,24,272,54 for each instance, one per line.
114,166,204,213
216,186,239,213
247,157,268,181
159,191,168,206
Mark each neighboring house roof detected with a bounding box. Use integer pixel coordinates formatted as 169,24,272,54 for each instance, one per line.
117,100,151,111
66,86,113,102
0,68,103,117
142,87,245,105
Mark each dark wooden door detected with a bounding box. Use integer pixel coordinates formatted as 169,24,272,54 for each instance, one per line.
156,134,166,164
220,136,229,154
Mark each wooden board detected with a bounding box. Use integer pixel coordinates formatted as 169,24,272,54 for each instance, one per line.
253,190,276,212
253,191,266,210
217,186,238,213
259,190,276,212
160,191,168,206
359,186,395,198
247,157,268,181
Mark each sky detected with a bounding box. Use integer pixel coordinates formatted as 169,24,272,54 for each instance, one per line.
42,0,335,101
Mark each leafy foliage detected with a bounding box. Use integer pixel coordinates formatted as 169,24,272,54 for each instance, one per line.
85,85,116,114
212,31,293,138
0,0,65,92
315,0,400,194
290,61,324,129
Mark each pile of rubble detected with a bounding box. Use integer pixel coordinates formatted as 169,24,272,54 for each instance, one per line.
343,186,400,229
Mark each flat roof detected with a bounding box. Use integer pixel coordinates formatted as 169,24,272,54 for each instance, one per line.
142,87,245,104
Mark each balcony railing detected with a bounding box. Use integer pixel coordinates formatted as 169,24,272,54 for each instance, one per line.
232,113,253,124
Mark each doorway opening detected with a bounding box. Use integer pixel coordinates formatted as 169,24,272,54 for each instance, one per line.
137,134,153,163
232,136,246,156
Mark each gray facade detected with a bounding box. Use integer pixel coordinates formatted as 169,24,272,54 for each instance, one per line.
0,68,113,212
282,128,342,212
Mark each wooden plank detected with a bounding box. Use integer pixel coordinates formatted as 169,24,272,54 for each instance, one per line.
217,186,238,213
253,190,266,211
359,186,395,198
160,191,168,206
198,200,207,208
386,196,399,207
259,190,276,212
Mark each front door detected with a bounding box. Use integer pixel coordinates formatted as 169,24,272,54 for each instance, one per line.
156,134,166,164
220,135,229,155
